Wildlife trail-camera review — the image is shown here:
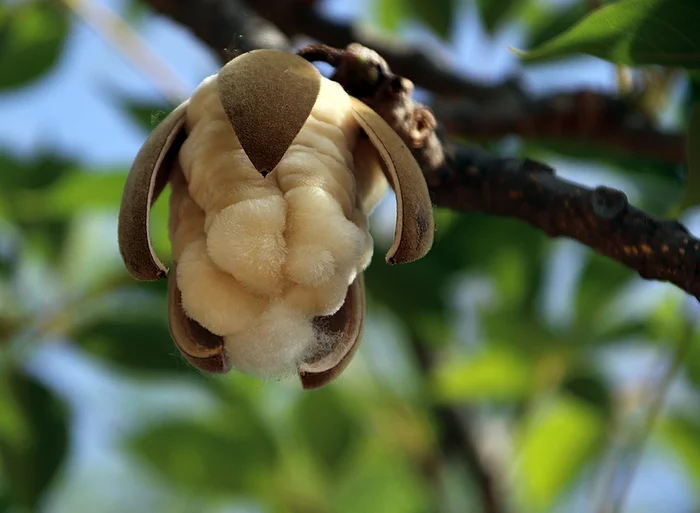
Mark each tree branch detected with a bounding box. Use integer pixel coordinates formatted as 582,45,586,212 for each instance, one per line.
144,0,291,61
410,335,506,513
300,44,700,303
245,0,686,165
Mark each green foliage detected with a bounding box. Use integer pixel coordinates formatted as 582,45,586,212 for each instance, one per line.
478,0,522,33
376,0,457,38
433,346,534,402
73,299,199,376
680,103,700,209
515,396,605,511
2,0,700,511
0,368,68,510
0,0,70,91
520,0,700,67
129,399,278,498
292,387,361,471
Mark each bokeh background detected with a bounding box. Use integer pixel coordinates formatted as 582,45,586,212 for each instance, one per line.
0,0,699,512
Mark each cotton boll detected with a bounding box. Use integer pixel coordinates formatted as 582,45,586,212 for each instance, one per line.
283,186,365,287
283,272,352,317
186,74,232,128
291,123,352,168
311,79,358,144
177,239,267,335
349,206,374,272
168,167,206,260
276,148,355,215
223,302,318,378
206,196,287,296
301,116,354,165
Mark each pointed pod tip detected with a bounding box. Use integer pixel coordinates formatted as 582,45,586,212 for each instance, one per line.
217,49,322,174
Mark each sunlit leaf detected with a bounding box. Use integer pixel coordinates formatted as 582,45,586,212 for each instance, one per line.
335,444,429,513
519,0,700,68
660,414,700,485
293,387,361,472
376,0,405,33
433,346,533,402
0,369,68,510
42,170,128,215
0,1,70,90
515,396,604,511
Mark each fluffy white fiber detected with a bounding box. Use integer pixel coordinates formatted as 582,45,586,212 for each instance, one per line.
171,73,387,378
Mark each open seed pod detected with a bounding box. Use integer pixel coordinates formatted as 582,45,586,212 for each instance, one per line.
117,48,434,388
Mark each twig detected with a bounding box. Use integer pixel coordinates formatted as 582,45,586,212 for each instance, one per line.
410,336,506,513
244,0,686,165
592,322,694,513
142,0,291,61
302,44,700,303
60,0,190,103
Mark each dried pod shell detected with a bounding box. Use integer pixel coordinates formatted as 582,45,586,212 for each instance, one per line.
168,261,229,373
299,274,365,389
217,49,322,174
118,101,188,281
350,97,434,264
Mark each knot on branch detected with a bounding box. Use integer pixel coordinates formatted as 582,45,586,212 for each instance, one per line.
591,186,629,220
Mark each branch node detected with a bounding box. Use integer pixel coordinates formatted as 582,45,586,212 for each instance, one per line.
591,186,629,220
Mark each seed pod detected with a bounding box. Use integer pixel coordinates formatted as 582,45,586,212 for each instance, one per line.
118,49,434,388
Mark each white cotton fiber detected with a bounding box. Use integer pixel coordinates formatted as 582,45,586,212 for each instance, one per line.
172,71,389,378
177,239,266,335
206,196,287,296
223,302,317,378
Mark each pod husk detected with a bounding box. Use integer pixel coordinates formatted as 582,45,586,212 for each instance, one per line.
299,275,365,389
118,101,189,281
350,98,434,264
168,261,229,373
217,49,321,174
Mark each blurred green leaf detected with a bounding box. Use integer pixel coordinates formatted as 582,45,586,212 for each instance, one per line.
660,414,700,484
407,0,456,39
0,152,73,192
335,444,429,513
42,170,128,215
433,346,533,402
0,1,70,91
477,0,520,33
0,369,68,510
523,1,588,49
119,97,175,133
375,0,456,38
376,0,405,33
130,413,277,497
293,387,361,472
73,302,200,375
574,253,632,340
515,396,604,511
680,103,700,209
561,368,612,416
519,0,700,68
